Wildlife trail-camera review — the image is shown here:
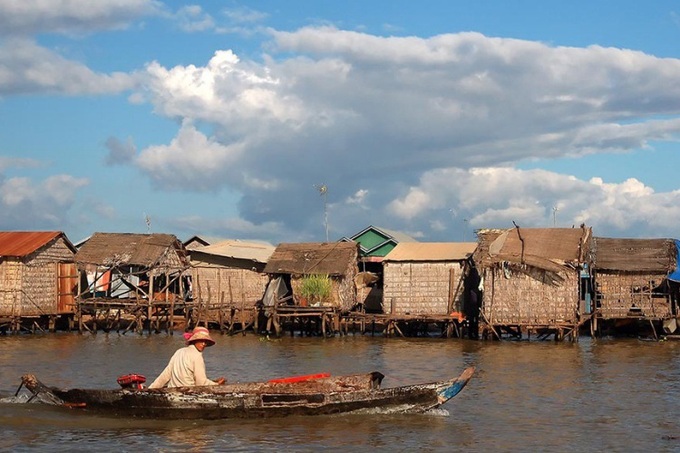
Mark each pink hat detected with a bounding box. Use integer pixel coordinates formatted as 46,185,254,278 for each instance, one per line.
183,326,215,346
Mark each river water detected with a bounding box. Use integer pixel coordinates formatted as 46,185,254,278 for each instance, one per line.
1,332,679,452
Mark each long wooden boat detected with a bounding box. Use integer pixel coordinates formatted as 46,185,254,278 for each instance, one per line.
18,367,474,419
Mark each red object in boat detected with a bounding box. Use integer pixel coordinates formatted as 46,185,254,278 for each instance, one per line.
267,373,331,384
117,374,147,389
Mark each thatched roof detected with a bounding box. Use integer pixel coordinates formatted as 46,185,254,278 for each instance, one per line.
384,242,477,262
477,226,592,272
263,242,359,276
75,232,187,268
593,237,677,272
0,231,75,257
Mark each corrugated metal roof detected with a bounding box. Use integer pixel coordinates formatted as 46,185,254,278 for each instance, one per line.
593,237,676,272
0,231,74,257
183,235,227,250
370,226,418,243
263,242,359,276
384,242,477,261
192,239,275,263
75,232,187,268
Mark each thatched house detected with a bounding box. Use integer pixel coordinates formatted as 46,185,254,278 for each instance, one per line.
475,226,593,338
382,242,477,316
592,237,677,321
75,233,189,302
0,231,77,320
263,242,360,311
189,240,275,326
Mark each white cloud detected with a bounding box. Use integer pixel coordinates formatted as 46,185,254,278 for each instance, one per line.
126,28,680,239
135,120,245,191
0,156,42,172
345,189,369,207
0,174,89,229
0,39,136,95
222,6,268,24
174,5,214,33
387,167,680,238
0,0,163,36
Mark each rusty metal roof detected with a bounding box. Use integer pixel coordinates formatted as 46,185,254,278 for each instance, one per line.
384,242,477,261
75,232,187,268
0,231,74,257
192,239,275,264
263,242,359,276
593,237,676,272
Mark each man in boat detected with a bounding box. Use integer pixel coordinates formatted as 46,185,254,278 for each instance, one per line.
148,326,226,388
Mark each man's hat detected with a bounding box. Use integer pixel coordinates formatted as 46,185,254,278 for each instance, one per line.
183,326,215,346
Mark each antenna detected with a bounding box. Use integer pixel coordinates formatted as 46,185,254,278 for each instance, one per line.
144,213,151,233
314,184,329,242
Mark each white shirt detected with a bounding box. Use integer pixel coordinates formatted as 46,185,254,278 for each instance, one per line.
148,344,218,388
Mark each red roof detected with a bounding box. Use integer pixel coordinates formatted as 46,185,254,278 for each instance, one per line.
0,231,69,257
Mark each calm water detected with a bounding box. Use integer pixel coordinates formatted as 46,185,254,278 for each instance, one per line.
1,332,680,452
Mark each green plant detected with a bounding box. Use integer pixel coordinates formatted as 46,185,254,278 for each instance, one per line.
299,274,332,303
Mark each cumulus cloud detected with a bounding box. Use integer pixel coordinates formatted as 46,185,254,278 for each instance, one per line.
388,167,680,238
0,38,136,95
0,0,163,36
135,120,245,191
127,27,680,239
0,174,89,230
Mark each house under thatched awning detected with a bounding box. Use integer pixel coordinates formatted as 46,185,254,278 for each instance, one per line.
264,242,359,311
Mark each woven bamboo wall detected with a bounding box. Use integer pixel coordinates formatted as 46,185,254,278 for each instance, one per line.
595,272,671,319
482,264,579,325
192,266,268,325
0,259,22,316
338,258,358,311
0,238,74,317
383,261,464,316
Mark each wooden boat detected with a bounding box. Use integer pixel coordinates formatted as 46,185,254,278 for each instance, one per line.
18,367,474,419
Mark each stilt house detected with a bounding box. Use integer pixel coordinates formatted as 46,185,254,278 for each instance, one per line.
0,231,77,319
592,237,677,321
475,226,593,339
75,233,189,303
189,239,275,327
263,242,359,311
382,242,477,316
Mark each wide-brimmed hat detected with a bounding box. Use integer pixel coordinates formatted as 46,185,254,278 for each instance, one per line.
183,327,215,346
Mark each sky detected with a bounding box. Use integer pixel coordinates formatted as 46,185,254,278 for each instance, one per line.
2,1,680,245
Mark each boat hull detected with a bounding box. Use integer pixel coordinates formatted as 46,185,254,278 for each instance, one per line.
19,367,474,419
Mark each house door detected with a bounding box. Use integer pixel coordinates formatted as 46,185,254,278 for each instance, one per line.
57,262,78,313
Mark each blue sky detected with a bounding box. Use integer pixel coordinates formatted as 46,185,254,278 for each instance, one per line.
2,1,680,245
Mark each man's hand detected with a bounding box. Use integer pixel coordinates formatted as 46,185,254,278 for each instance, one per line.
215,377,226,385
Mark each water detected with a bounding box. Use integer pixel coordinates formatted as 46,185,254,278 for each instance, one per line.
1,332,680,452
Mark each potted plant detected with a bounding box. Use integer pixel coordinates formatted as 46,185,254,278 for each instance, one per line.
298,274,332,306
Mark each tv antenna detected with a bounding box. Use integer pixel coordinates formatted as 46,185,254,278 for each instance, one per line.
314,184,329,242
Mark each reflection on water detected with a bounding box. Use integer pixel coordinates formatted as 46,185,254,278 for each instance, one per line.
1,333,680,451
